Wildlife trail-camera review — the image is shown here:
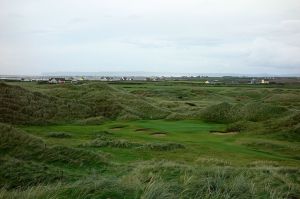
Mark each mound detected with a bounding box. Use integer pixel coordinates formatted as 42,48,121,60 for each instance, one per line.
266,112,300,141
201,102,287,123
0,123,107,166
0,83,169,124
0,83,59,124
0,123,107,188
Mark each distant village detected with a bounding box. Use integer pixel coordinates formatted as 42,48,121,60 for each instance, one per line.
0,76,159,84
0,75,299,85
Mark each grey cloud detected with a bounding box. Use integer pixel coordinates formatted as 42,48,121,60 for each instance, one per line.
246,38,300,70
0,0,300,75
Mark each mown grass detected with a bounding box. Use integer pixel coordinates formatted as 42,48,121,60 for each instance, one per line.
20,120,300,166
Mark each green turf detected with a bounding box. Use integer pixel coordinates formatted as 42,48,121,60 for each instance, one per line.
1,81,299,198
20,120,300,166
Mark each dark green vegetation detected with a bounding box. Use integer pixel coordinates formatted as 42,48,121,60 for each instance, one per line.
0,81,299,198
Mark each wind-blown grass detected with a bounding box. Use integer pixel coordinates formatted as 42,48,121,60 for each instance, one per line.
1,81,299,198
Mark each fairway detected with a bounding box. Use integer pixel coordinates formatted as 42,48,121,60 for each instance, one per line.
21,120,300,166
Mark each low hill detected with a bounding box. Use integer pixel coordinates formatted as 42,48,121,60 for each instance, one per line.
0,123,107,188
0,83,61,124
0,83,169,124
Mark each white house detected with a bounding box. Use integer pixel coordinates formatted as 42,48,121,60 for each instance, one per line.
261,79,269,84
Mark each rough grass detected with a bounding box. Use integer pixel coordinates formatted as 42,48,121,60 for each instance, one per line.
2,81,299,140
0,121,299,198
1,81,299,198
0,82,169,124
83,136,185,151
0,124,107,166
76,116,106,125
1,160,299,199
0,124,108,189
201,102,287,123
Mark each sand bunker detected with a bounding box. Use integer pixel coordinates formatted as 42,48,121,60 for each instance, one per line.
110,128,123,131
109,125,127,131
151,132,167,137
211,131,238,135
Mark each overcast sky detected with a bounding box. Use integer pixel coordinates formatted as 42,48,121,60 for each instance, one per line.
0,0,300,75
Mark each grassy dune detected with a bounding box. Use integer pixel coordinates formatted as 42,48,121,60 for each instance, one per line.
0,81,299,198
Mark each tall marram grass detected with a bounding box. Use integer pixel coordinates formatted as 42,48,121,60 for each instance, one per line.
201,102,287,123
2,160,298,199
0,82,169,125
0,124,108,189
83,136,185,151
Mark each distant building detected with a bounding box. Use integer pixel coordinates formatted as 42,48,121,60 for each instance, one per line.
250,79,256,84
49,78,65,84
131,76,147,81
204,80,210,84
49,78,57,84
71,79,78,84
99,77,109,81
261,79,269,84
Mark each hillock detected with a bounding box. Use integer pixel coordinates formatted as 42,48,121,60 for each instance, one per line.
0,83,169,124
0,123,107,188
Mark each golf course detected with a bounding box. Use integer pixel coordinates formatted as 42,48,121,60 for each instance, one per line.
0,81,299,198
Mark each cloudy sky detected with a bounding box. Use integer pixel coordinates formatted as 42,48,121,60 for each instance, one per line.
0,0,300,75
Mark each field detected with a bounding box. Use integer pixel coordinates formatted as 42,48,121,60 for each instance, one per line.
0,81,300,198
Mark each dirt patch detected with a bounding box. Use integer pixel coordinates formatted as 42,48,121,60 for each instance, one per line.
151,132,167,137
109,125,128,131
135,128,151,132
110,128,122,131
